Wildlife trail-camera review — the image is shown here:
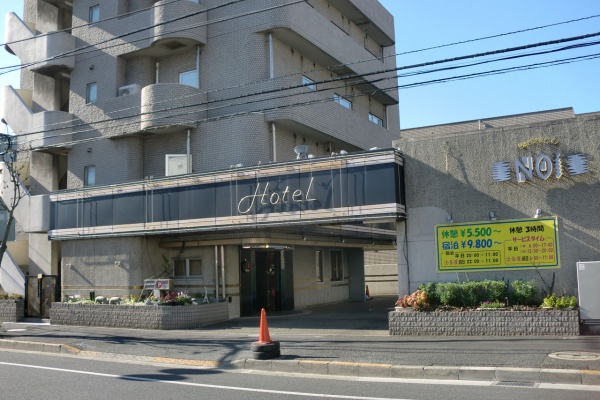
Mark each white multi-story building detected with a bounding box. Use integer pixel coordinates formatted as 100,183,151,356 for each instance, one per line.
1,0,404,317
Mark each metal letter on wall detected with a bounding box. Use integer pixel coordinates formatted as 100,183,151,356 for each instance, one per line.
435,217,560,273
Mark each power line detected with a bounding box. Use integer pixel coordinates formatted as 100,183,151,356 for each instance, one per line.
15,45,600,150
0,0,185,50
19,51,599,154
0,0,253,75
13,31,600,140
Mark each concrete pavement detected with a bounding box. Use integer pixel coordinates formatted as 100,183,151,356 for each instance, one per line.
1,296,599,386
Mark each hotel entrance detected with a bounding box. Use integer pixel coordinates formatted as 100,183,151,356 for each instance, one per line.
239,248,294,316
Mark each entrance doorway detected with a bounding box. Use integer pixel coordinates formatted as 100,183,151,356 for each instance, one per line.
240,248,294,316
25,275,59,318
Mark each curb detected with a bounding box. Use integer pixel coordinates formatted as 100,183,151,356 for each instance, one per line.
228,359,600,386
2,339,599,386
0,339,79,355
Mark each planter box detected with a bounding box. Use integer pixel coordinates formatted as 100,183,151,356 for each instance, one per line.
0,299,24,322
50,302,229,330
389,309,580,336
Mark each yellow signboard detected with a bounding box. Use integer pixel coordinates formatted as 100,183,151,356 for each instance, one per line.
435,217,559,272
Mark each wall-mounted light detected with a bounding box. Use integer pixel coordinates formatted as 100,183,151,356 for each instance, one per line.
447,214,454,223
534,208,542,218
489,211,497,221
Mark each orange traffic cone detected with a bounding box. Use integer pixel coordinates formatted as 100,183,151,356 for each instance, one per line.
258,308,272,343
251,308,280,359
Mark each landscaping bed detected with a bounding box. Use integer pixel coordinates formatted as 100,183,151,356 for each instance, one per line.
50,302,229,330
0,299,24,323
389,308,579,336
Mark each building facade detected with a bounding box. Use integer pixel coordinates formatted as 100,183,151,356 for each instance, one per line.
1,0,403,317
394,108,599,300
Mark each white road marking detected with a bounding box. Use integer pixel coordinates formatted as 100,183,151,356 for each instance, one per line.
0,360,413,400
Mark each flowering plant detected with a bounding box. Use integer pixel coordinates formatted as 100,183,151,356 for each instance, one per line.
160,291,192,305
395,290,430,311
478,300,505,309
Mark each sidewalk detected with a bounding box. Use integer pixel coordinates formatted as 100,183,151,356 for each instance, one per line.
1,297,599,386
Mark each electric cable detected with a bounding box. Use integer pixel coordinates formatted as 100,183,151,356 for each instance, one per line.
11,31,600,141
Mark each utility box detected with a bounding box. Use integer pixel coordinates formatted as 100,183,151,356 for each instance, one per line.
577,261,600,320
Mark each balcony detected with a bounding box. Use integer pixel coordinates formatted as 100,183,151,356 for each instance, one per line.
327,0,395,46
264,99,397,150
257,3,398,105
4,12,75,76
104,0,207,58
0,86,73,150
141,83,206,133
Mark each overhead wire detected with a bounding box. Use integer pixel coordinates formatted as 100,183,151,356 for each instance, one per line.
15,44,600,151
12,30,600,143
20,49,600,154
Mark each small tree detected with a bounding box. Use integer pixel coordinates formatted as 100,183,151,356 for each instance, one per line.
0,133,28,268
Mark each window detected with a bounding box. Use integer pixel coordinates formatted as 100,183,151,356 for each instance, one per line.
89,5,100,23
84,166,96,186
86,82,97,104
174,258,203,278
179,70,199,88
166,154,191,176
330,250,343,281
333,94,351,110
369,113,383,126
315,250,323,282
302,76,316,90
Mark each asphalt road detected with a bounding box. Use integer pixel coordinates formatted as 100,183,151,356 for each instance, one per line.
1,350,598,400
2,296,600,371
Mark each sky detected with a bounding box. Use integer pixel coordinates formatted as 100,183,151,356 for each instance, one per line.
1,1,599,130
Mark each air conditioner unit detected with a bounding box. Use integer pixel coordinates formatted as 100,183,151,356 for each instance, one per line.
118,84,141,97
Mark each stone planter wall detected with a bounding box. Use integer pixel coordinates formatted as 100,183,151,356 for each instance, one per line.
0,299,24,322
50,302,229,330
389,309,580,336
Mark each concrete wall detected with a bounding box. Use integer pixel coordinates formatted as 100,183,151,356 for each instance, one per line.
50,302,229,329
395,113,600,296
293,246,350,308
61,236,168,299
389,309,580,336
0,299,24,322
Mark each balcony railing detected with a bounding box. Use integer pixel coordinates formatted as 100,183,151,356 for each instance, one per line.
4,12,75,75
0,86,73,149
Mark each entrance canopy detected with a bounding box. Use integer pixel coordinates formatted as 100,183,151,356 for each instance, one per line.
49,149,405,239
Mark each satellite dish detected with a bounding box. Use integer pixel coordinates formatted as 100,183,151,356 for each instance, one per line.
294,145,309,159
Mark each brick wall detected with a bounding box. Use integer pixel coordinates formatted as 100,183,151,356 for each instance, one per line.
0,300,24,322
50,302,229,330
389,309,580,336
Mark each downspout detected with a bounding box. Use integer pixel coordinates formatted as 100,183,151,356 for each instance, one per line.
220,245,226,302
271,123,276,162
155,62,159,83
196,45,200,87
268,32,274,79
214,246,219,301
186,129,191,173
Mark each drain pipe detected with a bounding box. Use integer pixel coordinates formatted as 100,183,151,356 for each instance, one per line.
155,62,160,83
214,246,219,301
220,245,226,301
268,32,274,79
186,129,191,173
271,123,277,162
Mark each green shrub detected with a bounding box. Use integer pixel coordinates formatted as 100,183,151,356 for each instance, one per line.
437,283,463,307
418,283,440,308
485,280,508,303
511,280,539,305
543,294,577,309
0,292,23,300
427,280,507,308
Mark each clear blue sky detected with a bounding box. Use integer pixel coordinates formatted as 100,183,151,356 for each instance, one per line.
380,0,600,128
1,1,599,130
